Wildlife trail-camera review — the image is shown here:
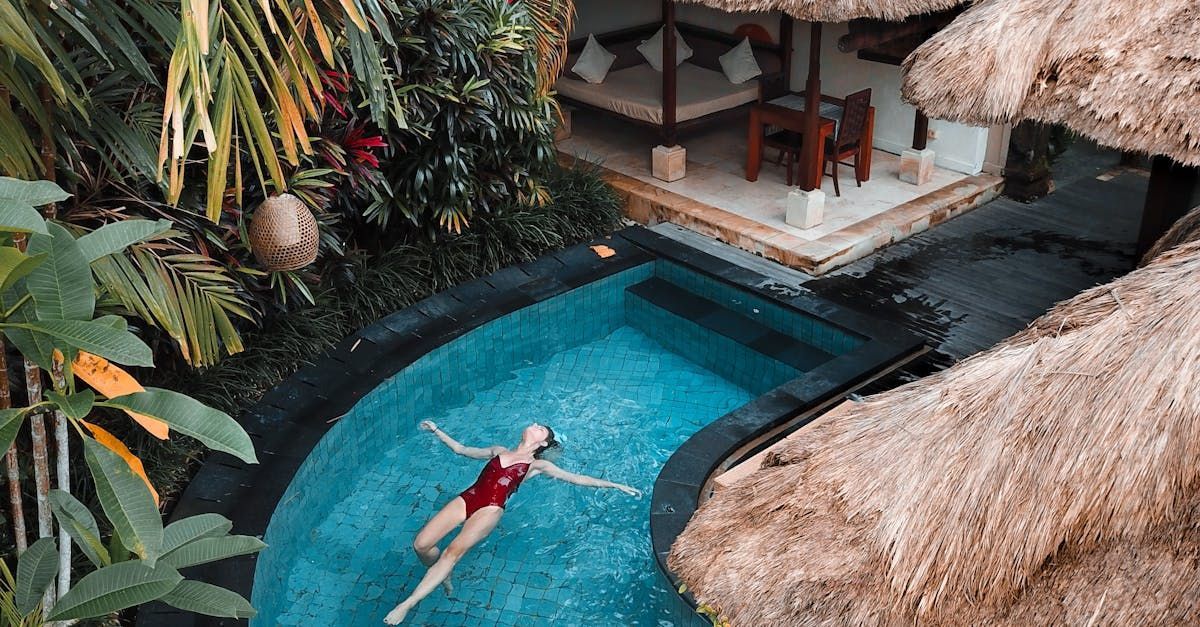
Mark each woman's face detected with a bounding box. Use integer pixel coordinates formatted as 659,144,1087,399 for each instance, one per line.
524,423,550,444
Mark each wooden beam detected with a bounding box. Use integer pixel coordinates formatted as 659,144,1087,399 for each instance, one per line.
1138,156,1200,257
798,22,823,191
779,14,794,92
839,11,959,53
913,110,929,151
662,0,678,146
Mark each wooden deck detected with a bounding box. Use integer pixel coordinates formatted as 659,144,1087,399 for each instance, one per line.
654,169,1149,387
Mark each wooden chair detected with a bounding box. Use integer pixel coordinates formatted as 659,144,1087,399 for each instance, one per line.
763,88,873,195
824,88,872,197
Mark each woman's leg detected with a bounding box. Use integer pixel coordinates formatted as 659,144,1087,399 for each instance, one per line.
383,506,504,625
411,498,467,594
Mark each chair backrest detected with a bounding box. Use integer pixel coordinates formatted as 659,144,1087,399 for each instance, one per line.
837,88,872,148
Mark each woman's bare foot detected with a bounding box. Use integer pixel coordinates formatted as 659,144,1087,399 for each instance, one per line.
383,603,410,625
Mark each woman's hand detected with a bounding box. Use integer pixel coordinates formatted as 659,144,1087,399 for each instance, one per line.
419,420,438,433
615,484,641,498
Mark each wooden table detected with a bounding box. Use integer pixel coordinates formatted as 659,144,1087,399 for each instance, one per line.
745,93,875,185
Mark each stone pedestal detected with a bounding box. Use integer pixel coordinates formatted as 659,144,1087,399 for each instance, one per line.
553,107,573,142
785,188,825,229
652,145,687,182
899,148,936,185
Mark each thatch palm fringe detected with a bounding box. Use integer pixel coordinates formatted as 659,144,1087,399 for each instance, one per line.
679,0,963,22
901,0,1200,166
670,235,1200,625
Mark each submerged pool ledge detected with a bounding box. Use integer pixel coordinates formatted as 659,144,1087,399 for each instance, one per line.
136,226,925,626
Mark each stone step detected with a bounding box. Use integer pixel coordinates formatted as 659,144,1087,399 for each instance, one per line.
626,277,834,371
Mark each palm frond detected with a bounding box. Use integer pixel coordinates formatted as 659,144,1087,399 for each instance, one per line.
522,0,574,96
159,0,406,220
91,241,256,367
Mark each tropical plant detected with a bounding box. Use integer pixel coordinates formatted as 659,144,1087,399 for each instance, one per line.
0,177,262,621
378,0,562,233
524,0,576,96
0,0,410,213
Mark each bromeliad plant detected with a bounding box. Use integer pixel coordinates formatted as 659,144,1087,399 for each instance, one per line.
0,177,262,621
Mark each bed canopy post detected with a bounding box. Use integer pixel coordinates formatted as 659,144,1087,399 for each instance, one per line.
780,14,794,92
662,0,678,146
798,22,823,191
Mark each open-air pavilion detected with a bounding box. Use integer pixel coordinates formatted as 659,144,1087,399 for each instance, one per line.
555,0,1006,274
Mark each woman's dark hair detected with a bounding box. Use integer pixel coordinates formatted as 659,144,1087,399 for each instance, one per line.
535,426,561,460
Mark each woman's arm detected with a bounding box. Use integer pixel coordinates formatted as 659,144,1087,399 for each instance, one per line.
530,460,641,497
419,421,504,459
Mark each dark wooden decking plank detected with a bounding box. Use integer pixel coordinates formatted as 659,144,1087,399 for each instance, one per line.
800,171,1146,381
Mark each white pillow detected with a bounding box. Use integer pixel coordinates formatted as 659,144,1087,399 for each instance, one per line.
637,26,693,72
719,37,763,84
572,34,617,84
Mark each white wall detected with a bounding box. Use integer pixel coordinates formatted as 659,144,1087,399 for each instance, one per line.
571,2,990,175
791,22,987,174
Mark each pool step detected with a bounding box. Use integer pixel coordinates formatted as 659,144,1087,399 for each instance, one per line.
626,278,834,370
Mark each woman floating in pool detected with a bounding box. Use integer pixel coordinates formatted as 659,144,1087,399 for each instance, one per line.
383,420,641,624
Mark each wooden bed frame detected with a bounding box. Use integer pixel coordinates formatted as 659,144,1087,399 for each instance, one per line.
559,9,795,146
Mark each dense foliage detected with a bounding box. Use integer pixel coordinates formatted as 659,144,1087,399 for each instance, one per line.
149,162,622,419
378,1,560,233
0,0,575,365
0,178,264,623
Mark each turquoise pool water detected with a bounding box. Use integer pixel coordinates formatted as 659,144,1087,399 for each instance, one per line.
253,262,862,625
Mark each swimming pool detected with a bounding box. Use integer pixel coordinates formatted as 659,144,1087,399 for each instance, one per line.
137,228,926,627
250,259,867,626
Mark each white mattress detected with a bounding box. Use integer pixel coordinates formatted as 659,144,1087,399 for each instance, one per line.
555,62,760,125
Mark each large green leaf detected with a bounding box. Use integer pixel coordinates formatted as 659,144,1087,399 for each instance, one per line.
26,221,95,321
77,219,172,263
47,389,95,421
15,537,59,616
2,303,56,369
103,389,257,463
161,513,233,555
160,580,256,618
11,319,152,366
160,535,265,569
0,178,59,234
0,247,45,295
82,437,162,564
0,407,24,458
46,561,181,621
49,489,110,568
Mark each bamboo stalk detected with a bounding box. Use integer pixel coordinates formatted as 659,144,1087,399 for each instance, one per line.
49,361,70,598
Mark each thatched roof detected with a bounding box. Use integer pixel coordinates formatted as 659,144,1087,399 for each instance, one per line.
669,228,1200,624
681,0,965,23
901,0,1200,166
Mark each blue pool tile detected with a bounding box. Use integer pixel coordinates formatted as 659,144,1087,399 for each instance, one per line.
254,261,845,626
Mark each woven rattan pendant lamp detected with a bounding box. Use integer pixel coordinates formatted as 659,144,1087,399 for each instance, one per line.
248,193,320,271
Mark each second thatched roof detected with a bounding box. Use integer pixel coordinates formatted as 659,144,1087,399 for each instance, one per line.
901,0,1200,166
681,0,964,23
668,209,1200,625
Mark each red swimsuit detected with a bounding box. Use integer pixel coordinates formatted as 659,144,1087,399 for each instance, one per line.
458,456,530,517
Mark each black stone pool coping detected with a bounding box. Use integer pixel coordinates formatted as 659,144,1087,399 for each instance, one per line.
136,226,925,626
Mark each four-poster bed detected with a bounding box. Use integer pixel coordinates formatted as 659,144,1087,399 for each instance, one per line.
555,2,795,147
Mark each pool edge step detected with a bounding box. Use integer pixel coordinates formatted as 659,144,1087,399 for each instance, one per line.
626,277,834,371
